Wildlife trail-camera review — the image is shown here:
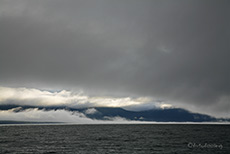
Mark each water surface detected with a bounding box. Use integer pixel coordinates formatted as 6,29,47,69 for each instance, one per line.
0,124,229,154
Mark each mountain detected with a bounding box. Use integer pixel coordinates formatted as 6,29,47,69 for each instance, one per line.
0,105,229,122
82,107,221,122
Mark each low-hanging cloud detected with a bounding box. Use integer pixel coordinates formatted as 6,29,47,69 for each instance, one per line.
0,0,230,118
0,108,133,123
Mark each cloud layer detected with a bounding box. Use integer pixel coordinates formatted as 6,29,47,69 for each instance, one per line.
0,86,164,110
0,108,133,123
0,0,230,118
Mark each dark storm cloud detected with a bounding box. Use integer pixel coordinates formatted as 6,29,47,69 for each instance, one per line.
0,0,230,117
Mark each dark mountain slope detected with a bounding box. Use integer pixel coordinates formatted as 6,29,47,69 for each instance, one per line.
0,105,228,122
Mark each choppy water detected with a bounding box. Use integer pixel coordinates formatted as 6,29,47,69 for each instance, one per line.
0,124,229,154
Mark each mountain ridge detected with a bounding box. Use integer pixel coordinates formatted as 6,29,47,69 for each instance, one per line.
0,105,229,122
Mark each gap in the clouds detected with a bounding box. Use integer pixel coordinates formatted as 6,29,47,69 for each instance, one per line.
0,86,167,111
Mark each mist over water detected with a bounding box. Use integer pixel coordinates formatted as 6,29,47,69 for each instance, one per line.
0,124,229,154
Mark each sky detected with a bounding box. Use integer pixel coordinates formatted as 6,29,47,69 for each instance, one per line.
0,0,230,121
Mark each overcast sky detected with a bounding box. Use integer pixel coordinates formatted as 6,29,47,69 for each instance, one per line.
0,0,230,118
